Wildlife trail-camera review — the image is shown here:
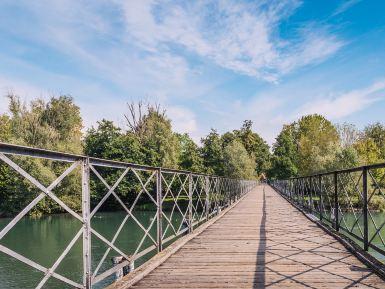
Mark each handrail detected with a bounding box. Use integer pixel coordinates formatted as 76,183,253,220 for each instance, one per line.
0,142,243,179
271,163,385,265
279,161,385,180
0,141,258,289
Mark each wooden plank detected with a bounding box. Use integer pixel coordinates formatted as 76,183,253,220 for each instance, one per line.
109,185,385,289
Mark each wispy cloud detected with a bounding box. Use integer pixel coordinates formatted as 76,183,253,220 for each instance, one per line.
332,0,362,16
0,0,373,147
120,0,344,82
295,79,385,119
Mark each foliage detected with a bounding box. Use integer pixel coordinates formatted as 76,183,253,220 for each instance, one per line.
177,133,204,172
222,140,256,179
125,103,180,168
233,120,271,176
354,137,381,165
0,94,83,216
201,129,224,175
295,114,339,175
269,124,297,179
2,93,385,217
363,122,385,160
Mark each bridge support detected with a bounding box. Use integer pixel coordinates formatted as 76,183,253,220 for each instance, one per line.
363,166,369,251
334,172,339,231
82,158,92,289
156,168,163,253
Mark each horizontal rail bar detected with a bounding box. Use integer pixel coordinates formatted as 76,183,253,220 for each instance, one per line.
0,142,244,179
280,163,385,180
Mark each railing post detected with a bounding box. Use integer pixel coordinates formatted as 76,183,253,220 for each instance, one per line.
363,167,369,251
309,176,313,213
334,172,339,231
319,175,323,222
82,158,91,289
205,176,210,220
188,172,193,233
156,168,163,252
301,178,305,208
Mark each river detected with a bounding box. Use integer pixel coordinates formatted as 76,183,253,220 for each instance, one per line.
0,210,185,289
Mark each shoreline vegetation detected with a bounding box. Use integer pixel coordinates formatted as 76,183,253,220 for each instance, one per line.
1,94,385,217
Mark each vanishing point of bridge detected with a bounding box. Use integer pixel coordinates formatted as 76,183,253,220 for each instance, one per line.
1,143,385,289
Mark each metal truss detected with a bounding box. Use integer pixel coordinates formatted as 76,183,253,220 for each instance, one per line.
271,162,385,263
0,142,257,289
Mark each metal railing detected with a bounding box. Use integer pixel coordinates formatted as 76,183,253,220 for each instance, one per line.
270,163,385,262
0,142,257,289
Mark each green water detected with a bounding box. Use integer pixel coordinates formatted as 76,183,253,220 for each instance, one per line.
317,210,385,262
0,210,186,289
339,211,385,262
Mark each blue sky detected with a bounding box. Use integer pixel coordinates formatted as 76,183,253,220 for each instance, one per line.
0,0,385,144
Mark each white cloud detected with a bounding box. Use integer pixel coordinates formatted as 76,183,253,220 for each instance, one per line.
295,79,385,119
120,0,344,82
167,105,198,137
332,0,362,16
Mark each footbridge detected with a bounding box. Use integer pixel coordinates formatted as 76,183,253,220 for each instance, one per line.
0,143,385,289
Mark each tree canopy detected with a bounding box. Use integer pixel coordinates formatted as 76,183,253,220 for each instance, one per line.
1,94,385,216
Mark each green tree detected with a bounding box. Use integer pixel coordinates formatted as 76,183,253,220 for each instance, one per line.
363,122,385,160
233,120,271,176
295,114,339,175
0,114,11,141
126,103,180,168
84,120,144,163
222,140,256,179
201,129,224,175
0,94,83,216
177,133,204,173
326,146,359,171
84,119,145,207
269,124,298,179
354,138,381,165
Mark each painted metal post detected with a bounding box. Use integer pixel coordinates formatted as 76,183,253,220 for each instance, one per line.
363,167,369,251
309,176,313,213
82,158,92,289
156,168,163,252
334,172,339,231
205,176,210,220
188,173,193,233
319,175,323,222
301,179,305,208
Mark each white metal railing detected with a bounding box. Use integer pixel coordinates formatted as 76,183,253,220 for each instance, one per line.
0,142,257,288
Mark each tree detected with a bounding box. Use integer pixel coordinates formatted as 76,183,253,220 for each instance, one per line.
363,122,385,160
84,119,143,163
201,129,224,175
354,138,381,165
336,123,359,148
232,120,271,176
125,102,180,168
0,94,83,216
223,140,255,179
326,146,359,171
295,114,339,175
177,133,204,173
0,114,11,141
269,124,298,179
84,120,145,206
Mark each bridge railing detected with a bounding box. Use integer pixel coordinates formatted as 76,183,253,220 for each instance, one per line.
0,142,257,289
270,163,385,263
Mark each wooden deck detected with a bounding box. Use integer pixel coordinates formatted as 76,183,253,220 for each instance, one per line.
115,185,385,289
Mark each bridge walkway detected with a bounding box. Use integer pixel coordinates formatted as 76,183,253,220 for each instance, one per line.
115,185,385,289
